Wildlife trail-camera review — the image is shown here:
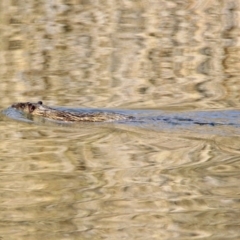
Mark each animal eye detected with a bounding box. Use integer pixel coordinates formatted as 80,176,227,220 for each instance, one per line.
38,101,43,105
29,105,36,113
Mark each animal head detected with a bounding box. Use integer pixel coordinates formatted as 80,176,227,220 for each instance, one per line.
11,101,43,114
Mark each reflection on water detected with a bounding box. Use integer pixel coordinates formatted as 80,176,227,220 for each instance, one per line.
1,0,240,239
1,0,240,109
2,108,240,239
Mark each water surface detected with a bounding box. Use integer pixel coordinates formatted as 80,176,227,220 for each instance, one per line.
1,0,240,239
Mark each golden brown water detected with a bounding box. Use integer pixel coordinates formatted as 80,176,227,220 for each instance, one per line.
1,0,240,239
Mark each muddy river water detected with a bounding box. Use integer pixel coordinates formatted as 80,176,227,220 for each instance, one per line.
1,0,240,239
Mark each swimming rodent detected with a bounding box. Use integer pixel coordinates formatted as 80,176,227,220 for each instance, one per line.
11,101,134,122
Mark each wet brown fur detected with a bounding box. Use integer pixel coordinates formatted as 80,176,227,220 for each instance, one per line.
11,101,133,122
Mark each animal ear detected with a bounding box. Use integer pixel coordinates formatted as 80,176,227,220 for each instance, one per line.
29,105,36,113
38,101,43,105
